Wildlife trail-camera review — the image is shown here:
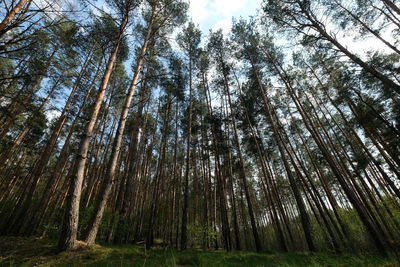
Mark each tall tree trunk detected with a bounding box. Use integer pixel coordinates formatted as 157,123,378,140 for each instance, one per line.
248,56,315,251
221,64,262,252
264,49,388,254
57,14,128,251
83,12,155,245
181,45,193,251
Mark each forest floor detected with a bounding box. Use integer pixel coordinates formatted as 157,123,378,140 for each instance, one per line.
0,237,399,267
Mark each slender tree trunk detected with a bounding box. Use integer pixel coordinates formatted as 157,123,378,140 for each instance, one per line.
265,49,389,254
248,56,315,251
335,0,400,55
220,64,262,252
146,96,172,249
181,46,193,251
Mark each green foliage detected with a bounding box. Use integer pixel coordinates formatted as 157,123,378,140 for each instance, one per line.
21,107,48,150
187,224,217,247
89,12,129,61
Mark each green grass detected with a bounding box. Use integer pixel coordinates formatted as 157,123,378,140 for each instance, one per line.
0,237,398,266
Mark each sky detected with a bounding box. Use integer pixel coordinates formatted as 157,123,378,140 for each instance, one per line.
188,0,261,34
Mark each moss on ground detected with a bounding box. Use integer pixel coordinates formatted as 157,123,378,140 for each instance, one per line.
0,237,398,266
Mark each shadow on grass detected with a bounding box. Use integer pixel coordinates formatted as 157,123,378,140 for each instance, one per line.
0,237,398,266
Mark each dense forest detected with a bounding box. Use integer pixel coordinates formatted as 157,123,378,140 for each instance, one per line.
0,0,399,259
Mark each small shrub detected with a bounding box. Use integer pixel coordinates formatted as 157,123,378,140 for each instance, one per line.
176,254,201,266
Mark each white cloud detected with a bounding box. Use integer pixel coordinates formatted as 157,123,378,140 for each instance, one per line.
189,0,254,33
212,18,232,34
46,109,61,123
189,0,209,23
210,0,246,17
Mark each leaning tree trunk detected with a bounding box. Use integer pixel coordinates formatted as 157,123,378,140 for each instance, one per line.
83,12,155,245
57,14,128,251
248,56,315,251
299,4,400,94
0,0,30,38
265,49,388,255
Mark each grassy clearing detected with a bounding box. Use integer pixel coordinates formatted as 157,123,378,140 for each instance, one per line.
0,237,398,266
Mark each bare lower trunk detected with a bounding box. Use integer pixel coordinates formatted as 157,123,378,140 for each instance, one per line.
57,15,128,251
83,13,154,245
